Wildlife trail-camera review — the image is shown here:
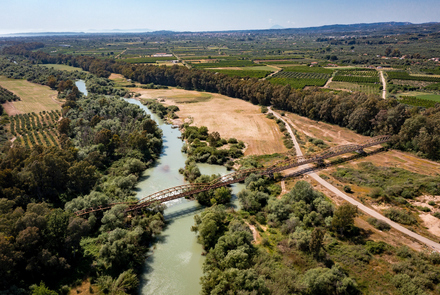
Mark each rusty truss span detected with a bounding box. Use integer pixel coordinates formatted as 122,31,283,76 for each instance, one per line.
74,135,391,216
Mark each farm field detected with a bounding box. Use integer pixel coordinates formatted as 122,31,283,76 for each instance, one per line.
9,110,61,148
268,71,330,88
0,76,61,115
131,87,288,155
206,68,273,78
328,81,381,95
39,64,84,72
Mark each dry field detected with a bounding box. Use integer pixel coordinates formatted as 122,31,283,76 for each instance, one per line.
0,76,61,115
285,112,440,176
129,87,287,156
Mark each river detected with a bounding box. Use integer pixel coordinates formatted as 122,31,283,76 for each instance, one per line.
74,80,243,294
123,99,244,295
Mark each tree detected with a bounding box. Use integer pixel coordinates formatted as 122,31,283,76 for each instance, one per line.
57,117,71,135
331,202,358,235
208,131,221,147
96,269,139,295
309,228,324,257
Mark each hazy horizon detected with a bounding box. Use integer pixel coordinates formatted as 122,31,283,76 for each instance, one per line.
1,0,440,35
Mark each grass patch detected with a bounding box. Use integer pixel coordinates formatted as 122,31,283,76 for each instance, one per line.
167,92,212,103
331,162,440,200
39,64,84,72
0,76,61,113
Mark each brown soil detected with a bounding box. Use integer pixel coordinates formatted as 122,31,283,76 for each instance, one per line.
133,88,287,156
2,101,22,115
246,222,261,244
69,279,98,295
419,214,440,237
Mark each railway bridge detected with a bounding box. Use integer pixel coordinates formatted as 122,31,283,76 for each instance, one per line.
74,135,391,216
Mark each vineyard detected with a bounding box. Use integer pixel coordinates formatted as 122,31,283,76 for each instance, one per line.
206,69,272,78
282,66,334,74
399,96,439,108
9,110,61,148
328,81,381,95
268,71,330,88
191,60,257,68
387,71,440,82
333,69,380,83
0,85,20,103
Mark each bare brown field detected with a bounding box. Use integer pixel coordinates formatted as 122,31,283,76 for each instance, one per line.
132,87,287,156
0,76,61,114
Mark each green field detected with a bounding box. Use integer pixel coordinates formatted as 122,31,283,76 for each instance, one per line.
0,76,61,113
399,91,440,101
207,69,272,78
329,81,381,95
40,64,84,72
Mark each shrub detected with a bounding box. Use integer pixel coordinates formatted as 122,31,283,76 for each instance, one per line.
384,208,417,225
343,185,353,193
369,188,383,198
433,212,440,219
228,137,238,144
261,106,268,113
416,206,431,212
366,241,387,254
367,217,391,231
428,201,436,206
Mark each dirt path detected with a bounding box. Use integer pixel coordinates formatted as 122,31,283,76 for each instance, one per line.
245,222,260,244
323,76,333,88
380,71,386,99
269,107,440,252
278,180,288,199
262,66,282,80
115,49,127,59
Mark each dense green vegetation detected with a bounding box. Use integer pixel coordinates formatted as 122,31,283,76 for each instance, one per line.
192,176,440,294
181,125,244,166
0,59,164,294
399,96,439,108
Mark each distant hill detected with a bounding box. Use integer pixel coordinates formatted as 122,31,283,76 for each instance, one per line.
270,25,285,30
2,21,440,37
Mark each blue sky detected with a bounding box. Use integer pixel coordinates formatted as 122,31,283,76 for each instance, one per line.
1,0,439,34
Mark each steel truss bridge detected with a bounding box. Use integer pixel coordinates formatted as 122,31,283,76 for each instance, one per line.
74,135,391,217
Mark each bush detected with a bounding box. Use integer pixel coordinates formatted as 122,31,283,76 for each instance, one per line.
343,185,353,193
367,217,391,231
369,188,383,199
366,241,387,254
261,106,268,113
416,206,431,212
433,212,440,219
428,201,436,206
384,208,417,225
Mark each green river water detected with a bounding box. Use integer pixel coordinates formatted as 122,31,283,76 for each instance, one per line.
123,99,244,295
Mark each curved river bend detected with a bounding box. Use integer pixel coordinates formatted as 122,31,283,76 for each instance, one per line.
123,99,244,295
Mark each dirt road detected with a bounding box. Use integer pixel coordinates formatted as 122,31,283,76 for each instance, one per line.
268,107,440,252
